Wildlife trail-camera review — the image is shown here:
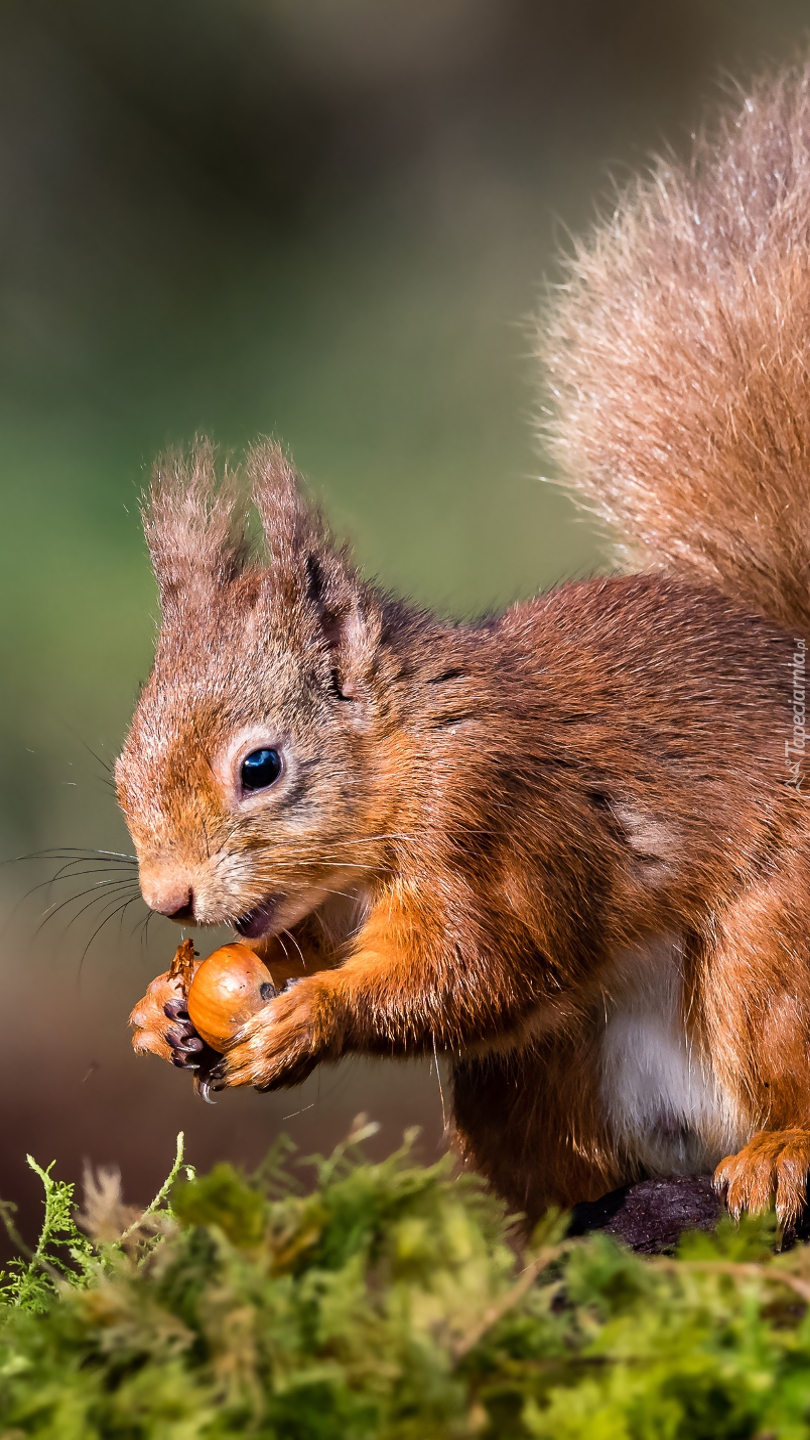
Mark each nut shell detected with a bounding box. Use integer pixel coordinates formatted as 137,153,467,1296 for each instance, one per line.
187,943,275,1051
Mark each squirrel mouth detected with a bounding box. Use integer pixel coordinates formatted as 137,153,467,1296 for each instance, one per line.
234,895,284,940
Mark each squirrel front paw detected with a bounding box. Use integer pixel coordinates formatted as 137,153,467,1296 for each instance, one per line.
207,977,331,1091
129,972,218,1074
714,1128,810,1227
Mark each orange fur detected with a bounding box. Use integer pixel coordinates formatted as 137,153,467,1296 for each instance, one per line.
123,62,810,1228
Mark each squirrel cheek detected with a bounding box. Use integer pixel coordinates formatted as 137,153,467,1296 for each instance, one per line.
186,944,277,1051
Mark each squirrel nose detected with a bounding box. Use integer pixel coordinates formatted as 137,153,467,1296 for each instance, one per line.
165,892,195,922
141,876,195,922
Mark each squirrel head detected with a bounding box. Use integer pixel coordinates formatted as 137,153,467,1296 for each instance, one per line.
115,440,394,940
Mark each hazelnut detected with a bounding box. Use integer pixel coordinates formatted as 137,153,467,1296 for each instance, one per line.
184,943,276,1052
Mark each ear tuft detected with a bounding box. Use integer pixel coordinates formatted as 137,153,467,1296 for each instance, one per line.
143,440,251,612
247,439,326,573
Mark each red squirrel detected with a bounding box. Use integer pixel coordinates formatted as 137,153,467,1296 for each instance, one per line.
123,61,810,1226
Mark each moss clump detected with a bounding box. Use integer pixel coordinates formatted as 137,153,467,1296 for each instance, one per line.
1,1121,810,1438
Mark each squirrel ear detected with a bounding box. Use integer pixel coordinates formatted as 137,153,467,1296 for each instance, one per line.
143,441,250,613
249,440,381,699
303,552,381,701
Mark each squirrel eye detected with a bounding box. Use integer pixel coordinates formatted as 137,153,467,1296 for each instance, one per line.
240,748,282,792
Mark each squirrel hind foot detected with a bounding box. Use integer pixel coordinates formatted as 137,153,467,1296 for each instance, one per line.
714,1128,810,1228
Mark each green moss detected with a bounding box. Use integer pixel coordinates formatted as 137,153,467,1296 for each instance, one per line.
0,1129,809,1438
172,1164,268,1250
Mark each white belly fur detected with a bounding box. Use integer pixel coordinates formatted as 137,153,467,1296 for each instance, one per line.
599,937,744,1174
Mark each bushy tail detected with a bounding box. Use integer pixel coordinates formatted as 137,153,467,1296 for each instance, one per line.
540,60,810,636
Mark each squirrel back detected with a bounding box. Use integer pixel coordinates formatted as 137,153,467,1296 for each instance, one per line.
540,60,810,638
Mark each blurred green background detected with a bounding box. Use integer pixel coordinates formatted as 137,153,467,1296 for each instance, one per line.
0,0,808,1231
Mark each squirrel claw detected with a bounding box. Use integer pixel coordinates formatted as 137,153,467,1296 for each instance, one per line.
163,998,190,1021
194,1075,217,1105
166,1027,203,1052
156,998,218,1072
